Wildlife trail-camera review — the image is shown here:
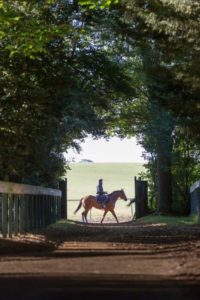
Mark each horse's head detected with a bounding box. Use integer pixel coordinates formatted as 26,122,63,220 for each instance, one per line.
119,189,128,201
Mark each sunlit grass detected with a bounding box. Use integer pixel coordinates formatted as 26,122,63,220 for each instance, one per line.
48,219,76,230
65,162,144,222
49,214,199,231
66,162,144,200
135,214,199,226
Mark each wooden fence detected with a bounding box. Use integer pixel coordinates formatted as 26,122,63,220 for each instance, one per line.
0,181,62,238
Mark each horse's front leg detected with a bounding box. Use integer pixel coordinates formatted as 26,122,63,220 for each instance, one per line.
110,209,119,223
101,209,108,224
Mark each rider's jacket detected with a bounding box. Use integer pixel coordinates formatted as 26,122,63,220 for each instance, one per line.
97,183,104,195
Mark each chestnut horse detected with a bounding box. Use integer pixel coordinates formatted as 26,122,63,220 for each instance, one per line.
74,189,128,223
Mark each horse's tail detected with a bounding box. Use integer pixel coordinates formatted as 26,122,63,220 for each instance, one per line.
127,198,135,207
74,198,83,214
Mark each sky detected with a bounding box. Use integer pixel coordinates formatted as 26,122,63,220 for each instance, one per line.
65,136,145,163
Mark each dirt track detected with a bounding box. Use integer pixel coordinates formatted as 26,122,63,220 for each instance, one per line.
0,221,200,299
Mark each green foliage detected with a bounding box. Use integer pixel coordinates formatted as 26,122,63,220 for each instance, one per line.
0,1,70,58
97,0,200,215
0,0,132,186
1,0,200,219
135,214,198,226
122,0,200,122
171,125,200,214
79,0,119,9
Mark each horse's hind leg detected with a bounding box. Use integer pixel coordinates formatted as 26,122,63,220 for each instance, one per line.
82,210,89,223
82,211,86,223
84,210,89,223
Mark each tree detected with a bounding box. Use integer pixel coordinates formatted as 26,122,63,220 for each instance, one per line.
80,0,200,128
117,0,200,213
0,0,132,186
120,0,200,129
78,0,200,214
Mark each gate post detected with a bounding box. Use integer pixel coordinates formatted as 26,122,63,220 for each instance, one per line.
59,178,67,219
135,177,148,219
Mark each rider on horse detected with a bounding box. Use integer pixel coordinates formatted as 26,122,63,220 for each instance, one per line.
96,178,108,208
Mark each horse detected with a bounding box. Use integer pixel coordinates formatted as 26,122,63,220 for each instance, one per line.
74,189,128,224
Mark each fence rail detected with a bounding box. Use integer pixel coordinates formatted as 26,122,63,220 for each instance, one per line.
0,181,62,238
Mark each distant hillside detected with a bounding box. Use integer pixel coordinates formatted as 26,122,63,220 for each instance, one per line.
79,159,93,163
66,162,145,199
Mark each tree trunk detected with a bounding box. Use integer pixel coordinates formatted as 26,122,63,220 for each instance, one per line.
156,148,172,214
140,42,174,214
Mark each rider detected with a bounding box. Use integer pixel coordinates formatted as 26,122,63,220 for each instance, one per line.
96,178,107,208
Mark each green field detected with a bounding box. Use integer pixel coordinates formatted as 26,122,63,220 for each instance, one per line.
66,162,145,222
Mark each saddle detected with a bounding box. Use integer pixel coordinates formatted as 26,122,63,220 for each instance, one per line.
97,194,109,204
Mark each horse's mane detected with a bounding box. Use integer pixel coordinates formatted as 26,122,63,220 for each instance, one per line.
109,190,121,197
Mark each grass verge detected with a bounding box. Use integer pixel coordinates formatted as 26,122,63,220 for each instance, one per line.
49,214,199,230
135,214,199,226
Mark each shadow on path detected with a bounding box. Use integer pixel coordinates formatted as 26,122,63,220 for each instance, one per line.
1,221,200,300
0,274,200,300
